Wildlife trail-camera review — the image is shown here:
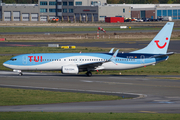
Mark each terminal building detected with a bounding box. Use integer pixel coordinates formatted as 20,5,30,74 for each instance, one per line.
0,0,180,22
0,0,130,22
129,4,180,20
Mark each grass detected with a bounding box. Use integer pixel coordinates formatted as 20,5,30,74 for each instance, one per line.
1,26,180,33
0,27,163,33
4,38,156,43
0,46,112,54
0,47,180,75
0,87,122,106
3,26,180,33
0,112,180,120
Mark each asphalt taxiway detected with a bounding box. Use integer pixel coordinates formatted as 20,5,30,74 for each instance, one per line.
0,71,180,113
1,40,180,53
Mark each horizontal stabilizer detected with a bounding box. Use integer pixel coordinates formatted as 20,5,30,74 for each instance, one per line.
150,52,174,58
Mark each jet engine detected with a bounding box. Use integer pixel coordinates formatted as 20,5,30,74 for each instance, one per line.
61,65,79,74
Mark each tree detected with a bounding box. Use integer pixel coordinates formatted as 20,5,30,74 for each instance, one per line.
167,0,173,3
159,0,169,3
107,0,120,4
3,0,16,3
151,0,160,4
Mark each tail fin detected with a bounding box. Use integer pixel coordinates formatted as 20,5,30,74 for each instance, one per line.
131,22,174,54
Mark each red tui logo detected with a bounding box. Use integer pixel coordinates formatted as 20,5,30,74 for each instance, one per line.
154,37,168,49
28,56,42,62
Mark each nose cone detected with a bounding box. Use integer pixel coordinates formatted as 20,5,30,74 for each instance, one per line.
3,61,9,68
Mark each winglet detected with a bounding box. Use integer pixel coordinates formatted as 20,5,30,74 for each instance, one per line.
109,48,114,53
108,49,119,65
111,49,119,60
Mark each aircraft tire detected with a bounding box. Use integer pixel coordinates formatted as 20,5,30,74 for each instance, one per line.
86,71,92,77
19,72,23,76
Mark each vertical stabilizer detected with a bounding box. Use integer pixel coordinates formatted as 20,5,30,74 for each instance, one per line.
131,22,174,54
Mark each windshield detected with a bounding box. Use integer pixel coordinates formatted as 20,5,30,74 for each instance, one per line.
10,58,17,61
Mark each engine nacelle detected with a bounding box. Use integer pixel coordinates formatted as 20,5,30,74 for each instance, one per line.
61,65,79,74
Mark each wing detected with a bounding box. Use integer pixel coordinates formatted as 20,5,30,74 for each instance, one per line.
78,61,105,71
78,49,119,71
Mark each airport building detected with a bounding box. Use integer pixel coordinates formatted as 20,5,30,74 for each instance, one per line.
129,4,180,20
0,0,130,22
0,0,180,21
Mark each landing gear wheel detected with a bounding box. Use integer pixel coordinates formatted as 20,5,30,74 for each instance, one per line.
19,72,23,76
86,71,92,77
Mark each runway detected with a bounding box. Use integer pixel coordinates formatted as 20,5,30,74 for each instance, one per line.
1,40,180,53
0,71,180,113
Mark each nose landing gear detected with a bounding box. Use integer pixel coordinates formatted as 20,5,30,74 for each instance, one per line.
13,70,23,76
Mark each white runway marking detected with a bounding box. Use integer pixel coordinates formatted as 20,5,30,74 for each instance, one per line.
0,84,144,98
81,80,93,83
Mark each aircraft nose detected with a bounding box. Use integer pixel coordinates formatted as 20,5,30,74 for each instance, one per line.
3,62,8,67
3,61,9,67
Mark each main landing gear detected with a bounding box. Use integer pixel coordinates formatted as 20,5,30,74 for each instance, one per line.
18,72,23,76
86,71,92,77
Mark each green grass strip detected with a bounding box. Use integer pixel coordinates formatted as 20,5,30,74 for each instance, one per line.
0,46,110,54
0,88,122,106
0,112,180,120
0,27,162,33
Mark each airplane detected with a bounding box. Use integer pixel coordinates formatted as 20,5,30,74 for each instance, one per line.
3,22,174,76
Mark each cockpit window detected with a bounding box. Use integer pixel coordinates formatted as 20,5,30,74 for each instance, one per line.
10,58,17,61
